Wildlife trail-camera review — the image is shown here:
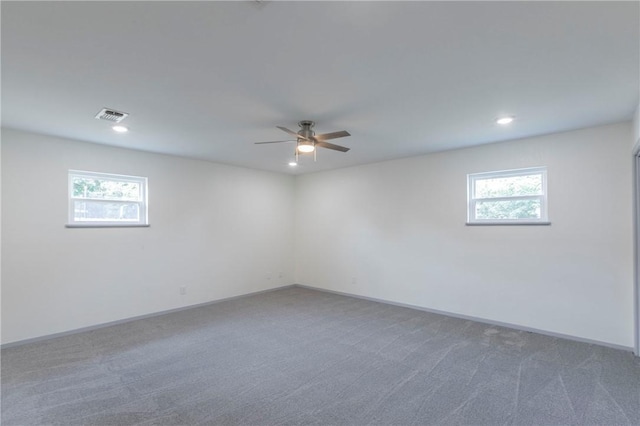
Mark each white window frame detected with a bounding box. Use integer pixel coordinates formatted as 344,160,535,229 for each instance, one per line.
67,170,149,227
467,166,549,225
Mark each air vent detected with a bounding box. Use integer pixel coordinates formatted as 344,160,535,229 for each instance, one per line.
95,108,129,123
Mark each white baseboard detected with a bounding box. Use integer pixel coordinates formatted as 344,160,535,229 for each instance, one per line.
1,285,296,349
293,284,635,353
3,283,634,354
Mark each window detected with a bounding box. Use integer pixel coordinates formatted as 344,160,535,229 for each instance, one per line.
467,167,548,225
68,170,148,227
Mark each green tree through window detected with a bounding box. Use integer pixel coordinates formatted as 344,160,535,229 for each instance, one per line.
468,167,548,224
68,171,148,226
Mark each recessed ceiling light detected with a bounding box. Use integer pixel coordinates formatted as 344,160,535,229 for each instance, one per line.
288,162,297,166
496,116,514,125
112,125,129,133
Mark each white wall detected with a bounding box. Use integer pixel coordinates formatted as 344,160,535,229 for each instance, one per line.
295,123,634,348
3,123,635,348
1,128,296,344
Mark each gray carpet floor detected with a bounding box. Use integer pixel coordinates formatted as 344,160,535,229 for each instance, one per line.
2,286,639,425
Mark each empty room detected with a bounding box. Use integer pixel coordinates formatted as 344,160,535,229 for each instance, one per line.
2,1,639,425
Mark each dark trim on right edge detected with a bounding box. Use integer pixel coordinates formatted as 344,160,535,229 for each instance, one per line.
633,147,640,356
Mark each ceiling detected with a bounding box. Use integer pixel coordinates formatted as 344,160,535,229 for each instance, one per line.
2,1,639,175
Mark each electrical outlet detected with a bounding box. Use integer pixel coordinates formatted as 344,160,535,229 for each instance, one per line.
180,286,187,295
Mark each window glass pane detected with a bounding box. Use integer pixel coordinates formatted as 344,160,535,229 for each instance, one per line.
72,177,140,201
475,199,541,220
474,174,542,198
73,201,140,222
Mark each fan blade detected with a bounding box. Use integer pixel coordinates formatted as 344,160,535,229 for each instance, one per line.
316,141,350,152
276,126,309,141
315,130,350,141
254,140,295,145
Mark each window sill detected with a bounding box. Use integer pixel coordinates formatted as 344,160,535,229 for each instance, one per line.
66,224,150,228
466,221,551,226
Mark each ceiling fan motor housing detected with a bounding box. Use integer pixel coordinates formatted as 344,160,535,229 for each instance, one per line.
298,120,315,139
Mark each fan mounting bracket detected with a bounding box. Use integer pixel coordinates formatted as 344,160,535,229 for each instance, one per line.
298,120,315,129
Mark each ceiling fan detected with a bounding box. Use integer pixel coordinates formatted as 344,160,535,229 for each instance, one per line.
254,120,351,162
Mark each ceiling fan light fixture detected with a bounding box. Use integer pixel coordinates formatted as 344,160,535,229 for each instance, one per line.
297,141,315,153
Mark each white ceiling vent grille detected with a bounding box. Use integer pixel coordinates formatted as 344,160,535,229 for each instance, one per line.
95,108,129,123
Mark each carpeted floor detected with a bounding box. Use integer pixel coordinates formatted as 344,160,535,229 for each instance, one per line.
2,286,639,425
